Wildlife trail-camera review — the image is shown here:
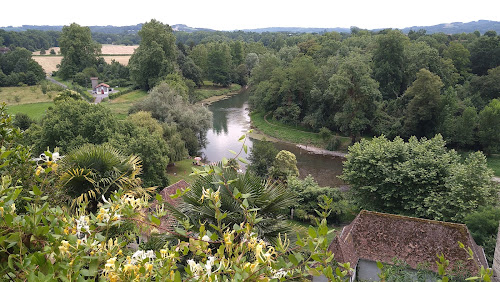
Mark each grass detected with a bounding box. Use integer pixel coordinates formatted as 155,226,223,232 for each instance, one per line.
6,102,54,120
166,159,201,184
193,83,241,102
250,111,351,150
487,155,500,176
101,89,148,119
0,86,53,105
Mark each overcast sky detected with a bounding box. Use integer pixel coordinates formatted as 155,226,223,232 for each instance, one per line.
3,0,500,30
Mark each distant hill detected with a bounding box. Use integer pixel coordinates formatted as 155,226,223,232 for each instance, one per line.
399,20,500,34
240,27,351,33
0,24,214,34
2,20,500,35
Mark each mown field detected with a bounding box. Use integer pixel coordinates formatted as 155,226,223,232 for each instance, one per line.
33,45,138,73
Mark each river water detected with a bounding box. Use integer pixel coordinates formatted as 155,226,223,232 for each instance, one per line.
200,90,345,187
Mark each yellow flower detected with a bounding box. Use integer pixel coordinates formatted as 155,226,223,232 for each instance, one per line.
59,240,70,256
35,166,43,176
145,263,153,272
63,227,69,235
160,249,168,259
0,206,4,216
118,250,123,256
123,263,135,273
10,203,15,212
105,257,117,272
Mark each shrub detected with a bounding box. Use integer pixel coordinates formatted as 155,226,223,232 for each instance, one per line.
326,136,342,151
319,127,332,141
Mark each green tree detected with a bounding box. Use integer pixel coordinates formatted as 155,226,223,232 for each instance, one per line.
403,69,443,138
0,47,45,86
129,82,212,155
129,19,176,90
207,42,233,86
478,99,500,154
329,53,381,143
26,99,119,154
341,135,497,222
269,150,299,181
248,138,278,177
373,30,407,99
465,206,500,264
58,23,101,80
108,111,176,188
443,41,471,79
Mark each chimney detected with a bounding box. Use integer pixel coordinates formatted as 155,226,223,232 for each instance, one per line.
90,77,98,89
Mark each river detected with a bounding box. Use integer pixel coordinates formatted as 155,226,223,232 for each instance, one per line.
201,90,345,188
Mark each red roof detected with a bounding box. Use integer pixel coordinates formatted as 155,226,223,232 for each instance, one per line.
329,210,488,275
95,83,110,88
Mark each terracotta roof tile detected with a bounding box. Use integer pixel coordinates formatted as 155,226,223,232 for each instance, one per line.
328,210,488,275
145,180,189,234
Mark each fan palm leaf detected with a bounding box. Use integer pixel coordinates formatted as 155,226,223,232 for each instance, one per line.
58,144,152,209
164,164,297,244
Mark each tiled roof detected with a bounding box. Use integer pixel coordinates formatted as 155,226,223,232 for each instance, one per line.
145,180,189,234
328,210,488,274
95,83,110,88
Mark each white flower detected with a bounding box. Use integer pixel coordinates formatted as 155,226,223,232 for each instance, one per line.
272,268,288,279
202,235,211,242
131,249,156,264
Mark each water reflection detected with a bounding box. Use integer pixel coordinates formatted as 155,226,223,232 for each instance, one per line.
201,90,345,188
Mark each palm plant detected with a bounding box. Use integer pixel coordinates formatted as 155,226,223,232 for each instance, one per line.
165,164,297,245
58,143,153,210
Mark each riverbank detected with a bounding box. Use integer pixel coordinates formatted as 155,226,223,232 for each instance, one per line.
249,111,349,158
195,84,243,105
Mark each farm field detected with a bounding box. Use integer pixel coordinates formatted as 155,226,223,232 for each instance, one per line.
33,55,132,74
0,86,53,105
33,45,138,56
33,44,137,73
6,102,54,120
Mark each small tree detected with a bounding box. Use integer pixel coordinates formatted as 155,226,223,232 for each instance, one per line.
40,48,46,55
269,150,299,181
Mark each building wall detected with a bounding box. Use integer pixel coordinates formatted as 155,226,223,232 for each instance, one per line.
493,223,500,282
357,259,382,281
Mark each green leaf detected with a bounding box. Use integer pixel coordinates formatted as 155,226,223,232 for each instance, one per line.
308,227,317,238
174,271,182,282
288,254,299,266
238,157,248,164
243,144,248,154
0,150,12,159
156,194,163,202
229,150,237,155
8,254,15,269
238,134,245,141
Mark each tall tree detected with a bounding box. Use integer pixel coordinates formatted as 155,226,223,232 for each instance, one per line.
373,30,407,99
129,19,176,90
329,53,381,143
207,42,233,86
403,69,443,138
58,23,101,80
478,99,500,154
